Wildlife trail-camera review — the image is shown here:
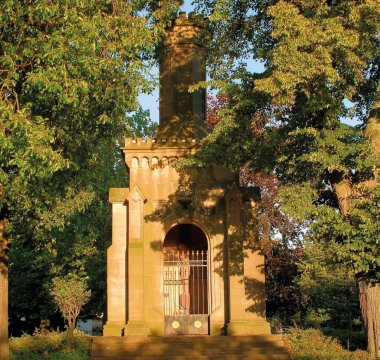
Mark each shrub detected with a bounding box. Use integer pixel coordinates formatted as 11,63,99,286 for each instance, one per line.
51,277,91,336
322,327,367,351
285,328,370,360
10,330,90,360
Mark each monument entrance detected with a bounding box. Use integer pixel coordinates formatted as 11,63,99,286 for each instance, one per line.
163,224,209,334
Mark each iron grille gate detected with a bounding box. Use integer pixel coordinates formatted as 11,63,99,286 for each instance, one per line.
163,250,209,334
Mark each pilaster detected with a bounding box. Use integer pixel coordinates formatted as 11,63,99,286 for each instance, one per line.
225,184,270,335
124,185,149,336
225,184,245,325
103,189,129,336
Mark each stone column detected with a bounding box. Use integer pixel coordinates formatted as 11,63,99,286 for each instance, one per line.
242,199,271,334
225,184,271,335
124,185,150,335
225,183,246,333
103,189,129,336
209,233,226,335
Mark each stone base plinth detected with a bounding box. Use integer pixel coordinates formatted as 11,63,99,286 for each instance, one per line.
209,322,225,336
227,319,271,335
209,308,226,336
103,322,125,336
124,320,150,336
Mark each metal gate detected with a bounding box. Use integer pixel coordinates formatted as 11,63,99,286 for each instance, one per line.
163,250,209,334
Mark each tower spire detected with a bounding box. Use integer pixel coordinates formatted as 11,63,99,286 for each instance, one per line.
158,13,208,139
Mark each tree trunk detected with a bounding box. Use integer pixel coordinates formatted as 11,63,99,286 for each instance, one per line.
364,87,380,359
359,281,380,359
367,284,380,359
0,271,9,360
0,218,10,360
69,317,75,337
331,178,351,217
366,92,380,155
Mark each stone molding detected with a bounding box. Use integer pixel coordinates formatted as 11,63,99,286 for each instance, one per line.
127,184,146,203
123,137,199,148
108,188,129,203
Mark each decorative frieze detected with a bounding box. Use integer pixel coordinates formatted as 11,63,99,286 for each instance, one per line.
124,137,197,148
128,155,179,169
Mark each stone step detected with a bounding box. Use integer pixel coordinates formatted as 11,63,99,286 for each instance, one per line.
92,340,285,349
90,335,290,360
91,356,290,360
92,347,288,356
92,335,284,345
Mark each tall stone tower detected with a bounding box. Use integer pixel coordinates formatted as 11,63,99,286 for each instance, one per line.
103,13,270,337
158,12,207,138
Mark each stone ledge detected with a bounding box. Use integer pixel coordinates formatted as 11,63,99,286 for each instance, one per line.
124,320,150,336
109,188,129,203
103,321,126,336
123,137,198,148
227,319,271,336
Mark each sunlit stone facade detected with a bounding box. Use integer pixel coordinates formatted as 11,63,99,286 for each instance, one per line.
103,13,270,337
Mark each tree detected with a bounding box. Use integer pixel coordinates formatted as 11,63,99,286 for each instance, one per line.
193,0,379,356
0,1,181,358
127,106,158,138
51,277,90,336
297,240,360,332
7,107,158,334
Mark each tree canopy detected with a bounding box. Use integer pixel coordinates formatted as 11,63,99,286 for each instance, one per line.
192,0,379,355
193,0,379,278
0,0,181,357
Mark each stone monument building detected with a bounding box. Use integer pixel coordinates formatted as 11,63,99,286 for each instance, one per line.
103,13,271,337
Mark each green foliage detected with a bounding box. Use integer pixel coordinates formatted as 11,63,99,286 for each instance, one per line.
297,240,360,329
276,125,375,184
197,0,379,121
10,330,89,360
194,0,380,285
323,328,367,352
255,1,378,111
1,0,181,331
127,106,158,138
303,184,380,283
285,328,370,359
340,184,380,280
198,115,252,169
192,3,379,352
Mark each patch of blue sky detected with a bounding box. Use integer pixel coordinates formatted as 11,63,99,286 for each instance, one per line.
341,99,361,127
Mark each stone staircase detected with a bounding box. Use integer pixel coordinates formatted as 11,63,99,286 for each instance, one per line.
90,335,290,360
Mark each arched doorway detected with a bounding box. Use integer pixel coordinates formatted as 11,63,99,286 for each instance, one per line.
163,223,209,335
